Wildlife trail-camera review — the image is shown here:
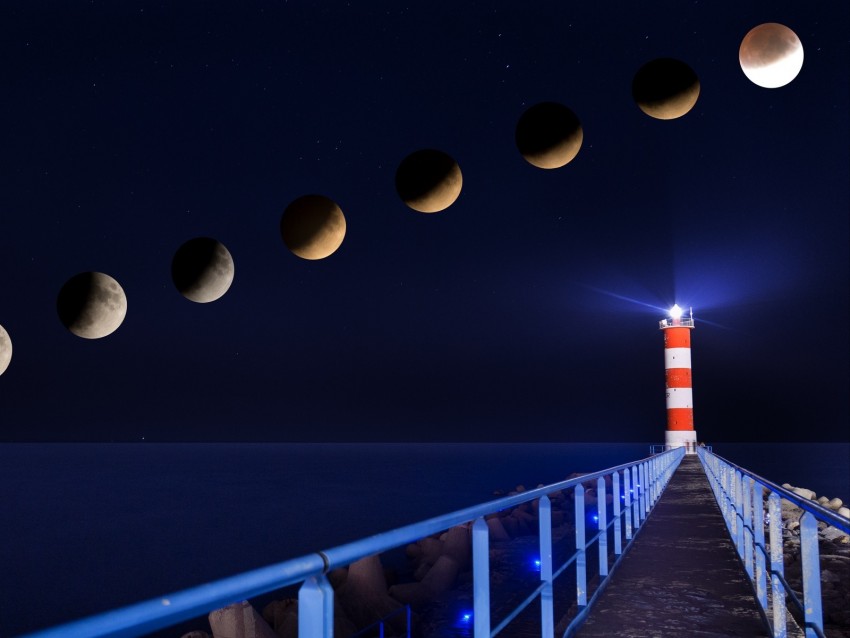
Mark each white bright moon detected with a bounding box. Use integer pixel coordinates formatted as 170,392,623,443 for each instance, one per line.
739,23,804,89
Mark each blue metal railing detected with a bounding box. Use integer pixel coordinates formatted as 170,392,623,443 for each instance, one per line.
20,447,685,638
698,448,850,638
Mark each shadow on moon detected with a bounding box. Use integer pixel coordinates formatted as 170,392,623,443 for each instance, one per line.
739,23,804,89
280,195,347,260
395,149,462,213
172,237,235,303
515,102,583,169
57,272,127,339
632,57,700,120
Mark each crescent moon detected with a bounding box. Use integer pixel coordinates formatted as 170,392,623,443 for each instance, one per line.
172,237,235,303
395,149,463,213
0,324,11,376
516,102,583,169
57,272,128,339
280,195,347,260
632,58,700,120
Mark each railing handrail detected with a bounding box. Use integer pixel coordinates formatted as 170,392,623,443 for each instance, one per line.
705,450,849,532
698,447,849,638
19,449,679,638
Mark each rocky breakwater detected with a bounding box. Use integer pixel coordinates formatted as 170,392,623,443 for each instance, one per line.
178,474,601,638
777,484,850,638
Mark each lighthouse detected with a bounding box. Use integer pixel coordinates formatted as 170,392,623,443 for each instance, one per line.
659,304,698,453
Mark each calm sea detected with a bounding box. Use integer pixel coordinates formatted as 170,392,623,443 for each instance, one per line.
1,442,847,636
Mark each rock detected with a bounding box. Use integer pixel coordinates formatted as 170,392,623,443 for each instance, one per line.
838,506,850,518
336,555,404,632
181,632,211,638
441,525,470,568
327,567,347,589
209,601,278,638
261,599,298,638
792,487,816,500
781,483,794,490
820,526,848,542
486,515,511,541
389,556,461,606
827,497,843,510
817,496,829,505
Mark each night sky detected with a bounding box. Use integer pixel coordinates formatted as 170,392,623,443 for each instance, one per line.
1,2,847,443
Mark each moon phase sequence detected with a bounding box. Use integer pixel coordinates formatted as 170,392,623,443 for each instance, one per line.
56,272,128,339
172,237,235,303
515,102,583,169
281,195,347,260
632,58,700,120
395,149,462,213
739,23,804,89
0,325,11,376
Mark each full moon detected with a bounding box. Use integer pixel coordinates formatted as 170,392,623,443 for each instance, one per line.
172,237,235,303
0,324,11,376
280,195,347,260
395,149,462,213
57,272,127,339
739,23,804,89
515,102,583,169
632,58,700,120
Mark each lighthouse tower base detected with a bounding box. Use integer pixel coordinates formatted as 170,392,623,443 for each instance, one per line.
665,429,698,455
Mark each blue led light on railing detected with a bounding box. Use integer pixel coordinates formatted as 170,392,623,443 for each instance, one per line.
532,558,541,571
460,611,472,623
592,514,599,522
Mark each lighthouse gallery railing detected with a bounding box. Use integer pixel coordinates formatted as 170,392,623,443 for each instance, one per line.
698,448,850,638
20,447,685,638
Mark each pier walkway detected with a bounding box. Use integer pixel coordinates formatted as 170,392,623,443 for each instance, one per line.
575,456,769,637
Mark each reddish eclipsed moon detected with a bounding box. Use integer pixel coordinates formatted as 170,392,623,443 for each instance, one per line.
395,149,463,213
281,195,347,260
739,23,804,89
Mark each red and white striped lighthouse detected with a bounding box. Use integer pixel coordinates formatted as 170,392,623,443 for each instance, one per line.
659,304,698,453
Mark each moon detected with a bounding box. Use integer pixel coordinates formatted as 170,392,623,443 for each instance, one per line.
0,324,11,376
632,58,700,120
280,195,346,260
739,23,804,89
515,102,583,169
395,149,462,213
171,237,235,303
57,272,127,339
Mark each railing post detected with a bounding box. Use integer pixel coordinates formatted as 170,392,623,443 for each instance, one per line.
735,470,744,558
800,512,823,638
597,476,608,576
623,468,632,541
613,471,622,554
472,517,491,638
575,484,587,606
539,496,554,638
743,475,754,579
752,480,767,611
639,463,647,521
632,465,641,529
768,492,787,638
299,574,333,638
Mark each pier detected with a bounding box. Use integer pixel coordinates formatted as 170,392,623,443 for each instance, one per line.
19,448,850,638
573,457,769,637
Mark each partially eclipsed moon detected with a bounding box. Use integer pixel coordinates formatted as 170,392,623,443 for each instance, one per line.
172,237,235,303
57,272,127,339
632,58,700,120
280,195,347,260
739,23,804,89
395,149,462,213
0,324,11,376
515,102,583,169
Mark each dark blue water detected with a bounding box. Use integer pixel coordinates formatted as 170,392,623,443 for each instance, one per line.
1,442,847,636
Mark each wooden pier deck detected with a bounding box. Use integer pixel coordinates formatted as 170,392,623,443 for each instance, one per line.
573,456,771,638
